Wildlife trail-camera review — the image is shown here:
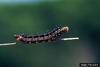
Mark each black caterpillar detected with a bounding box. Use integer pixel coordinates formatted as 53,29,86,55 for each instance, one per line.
14,26,69,44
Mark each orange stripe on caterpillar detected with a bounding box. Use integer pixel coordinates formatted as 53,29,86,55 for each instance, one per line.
14,26,69,44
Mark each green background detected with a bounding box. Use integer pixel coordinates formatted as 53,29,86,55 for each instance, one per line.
0,0,100,67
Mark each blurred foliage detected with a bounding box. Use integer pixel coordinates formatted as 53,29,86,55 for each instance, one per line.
0,0,100,67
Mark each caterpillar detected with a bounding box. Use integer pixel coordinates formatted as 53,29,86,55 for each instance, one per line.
14,26,69,44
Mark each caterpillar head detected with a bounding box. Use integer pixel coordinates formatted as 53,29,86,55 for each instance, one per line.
60,26,69,32
14,35,23,41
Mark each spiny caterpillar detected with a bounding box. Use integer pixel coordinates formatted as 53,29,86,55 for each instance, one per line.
14,26,69,44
